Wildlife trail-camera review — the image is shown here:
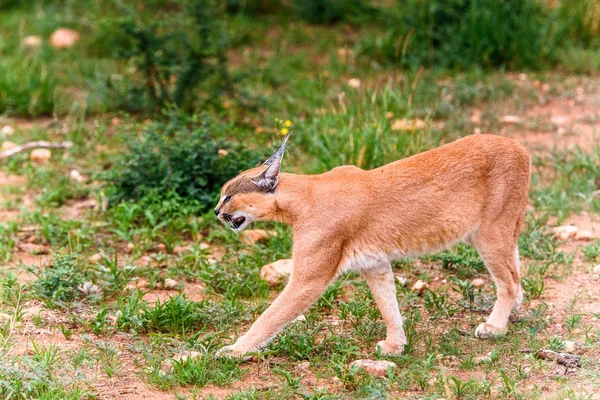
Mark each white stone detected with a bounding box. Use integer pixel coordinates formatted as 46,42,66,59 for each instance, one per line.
472,278,485,288
552,225,579,240
30,149,51,163
164,279,179,290
22,35,42,48
412,279,428,294
260,259,293,286
593,264,600,275
347,78,361,89
350,359,397,377
1,125,15,135
574,230,593,241
50,28,80,49
501,115,522,125
395,275,408,287
563,340,576,353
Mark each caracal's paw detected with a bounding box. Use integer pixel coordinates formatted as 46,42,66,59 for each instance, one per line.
215,345,252,360
474,323,508,339
376,340,404,356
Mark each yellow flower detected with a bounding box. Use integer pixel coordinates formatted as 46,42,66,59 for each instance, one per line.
284,120,292,127
280,127,289,136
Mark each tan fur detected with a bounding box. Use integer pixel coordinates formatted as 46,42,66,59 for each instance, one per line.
214,134,531,357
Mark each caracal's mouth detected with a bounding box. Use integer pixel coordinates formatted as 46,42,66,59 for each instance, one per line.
230,216,246,230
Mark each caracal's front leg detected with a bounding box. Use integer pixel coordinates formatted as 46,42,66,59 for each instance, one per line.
362,264,406,356
217,255,337,358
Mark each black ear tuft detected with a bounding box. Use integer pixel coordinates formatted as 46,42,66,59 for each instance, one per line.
252,133,291,191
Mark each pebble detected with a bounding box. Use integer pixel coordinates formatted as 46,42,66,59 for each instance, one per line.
173,245,192,255
217,149,229,157
574,230,593,241
295,314,306,322
89,253,103,263
50,28,80,49
501,115,522,125
1,125,15,135
350,359,397,377
412,279,428,294
240,229,277,245
472,278,485,288
347,78,361,89
125,242,135,253
157,243,166,252
391,118,426,131
260,259,293,286
22,35,42,48
164,278,179,290
552,225,579,240
593,264,600,275
30,149,51,163
563,340,576,353
160,351,202,375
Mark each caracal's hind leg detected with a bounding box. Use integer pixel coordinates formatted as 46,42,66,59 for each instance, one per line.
362,263,407,355
470,225,523,339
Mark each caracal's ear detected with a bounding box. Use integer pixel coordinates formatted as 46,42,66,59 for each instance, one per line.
252,132,291,191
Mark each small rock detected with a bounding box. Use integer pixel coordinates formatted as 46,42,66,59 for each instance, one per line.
473,356,492,365
391,118,426,131
173,245,192,255
217,149,229,158
472,278,485,288
552,225,579,240
136,279,148,289
474,127,482,135
260,259,293,286
470,113,481,125
30,148,51,163
164,279,179,290
550,116,569,126
295,314,306,322
240,229,277,245
441,279,448,284
350,359,397,377
574,230,593,241
89,253,103,263
78,281,101,296
111,117,120,126
563,340,576,353
298,361,311,371
347,78,361,88
157,243,166,252
125,242,135,253
542,83,551,92
199,242,210,250
572,328,584,335
337,47,353,61
412,279,428,294
395,275,408,287
22,35,42,48
17,242,49,255
518,73,527,81
593,264,600,275
70,170,86,183
135,255,152,267
1,125,15,135
22,305,44,321
501,115,522,125
160,351,202,375
50,28,80,49
1,141,17,151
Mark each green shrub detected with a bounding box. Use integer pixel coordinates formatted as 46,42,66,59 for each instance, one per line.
105,115,266,215
294,0,377,24
360,0,552,69
113,0,248,112
29,253,87,308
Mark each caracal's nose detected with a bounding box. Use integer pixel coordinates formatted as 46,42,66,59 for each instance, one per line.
214,208,219,217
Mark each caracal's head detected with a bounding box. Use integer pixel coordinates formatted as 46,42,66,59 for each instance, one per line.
214,134,290,232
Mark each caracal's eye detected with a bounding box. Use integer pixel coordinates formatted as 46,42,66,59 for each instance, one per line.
223,195,231,204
